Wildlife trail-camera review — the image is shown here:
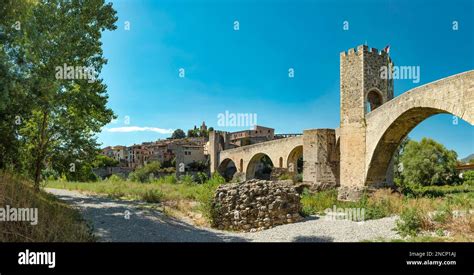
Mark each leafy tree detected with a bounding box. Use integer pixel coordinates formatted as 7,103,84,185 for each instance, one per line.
92,155,119,168
187,129,198,137
0,0,34,172
187,160,208,172
397,138,459,188
128,161,162,182
2,0,118,190
392,137,410,184
172,129,186,139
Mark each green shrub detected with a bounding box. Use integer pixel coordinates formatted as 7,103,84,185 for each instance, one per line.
396,207,423,237
432,204,452,223
180,174,194,185
462,170,474,182
128,161,162,182
107,174,124,182
407,184,474,197
359,194,393,220
300,189,338,216
42,167,59,181
160,175,177,184
194,172,208,184
140,189,163,203
197,173,225,220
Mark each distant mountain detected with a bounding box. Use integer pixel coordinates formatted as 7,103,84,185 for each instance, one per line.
460,153,474,163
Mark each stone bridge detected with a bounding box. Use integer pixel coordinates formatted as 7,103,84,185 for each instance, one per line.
363,70,474,187
216,135,303,180
209,45,474,200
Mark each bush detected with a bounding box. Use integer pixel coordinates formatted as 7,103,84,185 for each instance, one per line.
179,174,194,185
42,167,59,181
405,184,474,197
300,189,338,216
462,170,474,182
396,207,423,237
432,203,452,223
107,174,124,182
194,172,208,184
196,173,225,220
462,170,474,185
357,193,393,220
159,175,177,184
128,161,162,183
140,189,163,203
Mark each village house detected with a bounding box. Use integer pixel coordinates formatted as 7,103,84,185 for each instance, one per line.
228,125,275,146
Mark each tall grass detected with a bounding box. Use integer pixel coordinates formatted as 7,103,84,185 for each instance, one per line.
300,187,473,221
300,188,402,220
0,172,95,242
301,186,473,240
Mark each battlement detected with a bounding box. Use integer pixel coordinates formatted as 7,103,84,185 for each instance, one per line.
340,44,392,65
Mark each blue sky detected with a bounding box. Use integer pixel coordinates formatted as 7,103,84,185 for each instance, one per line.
97,0,474,159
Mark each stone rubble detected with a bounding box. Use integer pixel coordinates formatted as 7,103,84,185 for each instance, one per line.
211,179,302,232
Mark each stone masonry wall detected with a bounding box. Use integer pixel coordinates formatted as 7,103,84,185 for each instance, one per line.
211,179,302,232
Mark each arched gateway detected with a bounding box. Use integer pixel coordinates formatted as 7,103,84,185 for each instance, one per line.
209,45,473,200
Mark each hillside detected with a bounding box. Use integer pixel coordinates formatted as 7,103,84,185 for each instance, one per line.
461,153,474,163
0,172,95,242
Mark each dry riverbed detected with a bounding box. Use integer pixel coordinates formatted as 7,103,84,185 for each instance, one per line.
46,188,400,242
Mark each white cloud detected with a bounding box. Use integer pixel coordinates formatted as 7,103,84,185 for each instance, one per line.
106,126,174,134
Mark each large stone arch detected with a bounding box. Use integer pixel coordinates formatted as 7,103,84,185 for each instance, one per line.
364,70,474,186
246,153,274,180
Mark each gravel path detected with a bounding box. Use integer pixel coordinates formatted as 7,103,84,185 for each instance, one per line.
46,188,400,242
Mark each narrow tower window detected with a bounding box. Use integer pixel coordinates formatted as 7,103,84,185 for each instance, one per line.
366,90,383,112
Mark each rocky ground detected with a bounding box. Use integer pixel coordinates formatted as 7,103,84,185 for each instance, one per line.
46,188,400,242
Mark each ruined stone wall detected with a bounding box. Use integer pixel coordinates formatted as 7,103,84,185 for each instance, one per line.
211,180,302,232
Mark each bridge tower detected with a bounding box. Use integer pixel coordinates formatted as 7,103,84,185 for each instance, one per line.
338,45,394,200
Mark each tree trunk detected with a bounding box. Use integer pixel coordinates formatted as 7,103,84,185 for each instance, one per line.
33,111,48,192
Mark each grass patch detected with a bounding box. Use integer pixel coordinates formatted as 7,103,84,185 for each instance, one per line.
0,172,95,242
300,188,399,220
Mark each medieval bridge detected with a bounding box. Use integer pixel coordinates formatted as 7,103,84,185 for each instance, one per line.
209,45,474,200
217,135,304,180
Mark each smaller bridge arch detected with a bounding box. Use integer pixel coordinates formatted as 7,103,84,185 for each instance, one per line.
216,135,304,181
246,153,274,180
217,158,237,181
287,145,303,173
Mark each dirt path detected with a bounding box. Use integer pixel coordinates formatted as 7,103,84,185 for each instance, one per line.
46,188,400,242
